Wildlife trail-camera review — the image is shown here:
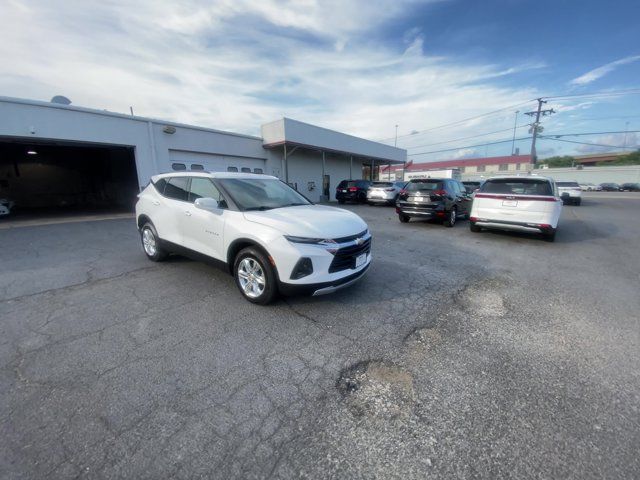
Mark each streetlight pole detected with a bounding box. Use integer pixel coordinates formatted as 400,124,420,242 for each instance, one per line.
394,124,399,147
623,121,630,150
511,110,519,155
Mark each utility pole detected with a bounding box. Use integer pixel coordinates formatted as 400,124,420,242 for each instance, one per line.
394,124,399,147
511,110,519,155
524,98,555,166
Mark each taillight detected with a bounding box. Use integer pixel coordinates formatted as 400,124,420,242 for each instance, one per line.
470,216,478,222
399,189,407,195
432,189,447,197
348,187,358,192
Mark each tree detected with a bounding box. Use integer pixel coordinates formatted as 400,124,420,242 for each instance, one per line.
537,156,575,168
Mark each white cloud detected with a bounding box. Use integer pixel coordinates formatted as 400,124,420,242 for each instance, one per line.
576,132,638,153
570,55,640,86
0,0,539,142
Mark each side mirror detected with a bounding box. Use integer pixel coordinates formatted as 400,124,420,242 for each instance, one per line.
194,197,220,212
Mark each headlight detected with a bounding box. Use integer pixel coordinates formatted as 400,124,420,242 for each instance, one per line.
284,235,325,244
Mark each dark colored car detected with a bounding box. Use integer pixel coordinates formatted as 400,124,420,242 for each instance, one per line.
396,178,472,227
336,180,372,204
621,183,640,192
462,181,482,193
599,183,622,191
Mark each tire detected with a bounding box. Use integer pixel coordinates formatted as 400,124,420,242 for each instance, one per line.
444,207,456,227
575,198,581,206
399,213,410,223
469,222,481,233
140,222,168,262
543,230,556,242
233,247,278,305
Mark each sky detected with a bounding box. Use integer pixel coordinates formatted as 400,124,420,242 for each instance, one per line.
1,0,639,161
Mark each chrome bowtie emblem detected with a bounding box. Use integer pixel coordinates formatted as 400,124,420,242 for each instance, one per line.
355,237,364,246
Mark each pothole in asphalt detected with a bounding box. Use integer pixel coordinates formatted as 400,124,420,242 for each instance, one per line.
457,282,507,317
404,327,442,364
336,360,415,419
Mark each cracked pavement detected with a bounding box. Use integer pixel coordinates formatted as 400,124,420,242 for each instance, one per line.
1,192,639,479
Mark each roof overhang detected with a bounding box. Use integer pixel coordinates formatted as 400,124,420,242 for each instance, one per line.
261,118,406,164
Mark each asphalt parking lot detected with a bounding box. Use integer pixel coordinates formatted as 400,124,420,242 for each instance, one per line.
1,192,639,479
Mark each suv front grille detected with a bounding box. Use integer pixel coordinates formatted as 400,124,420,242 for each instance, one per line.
328,237,372,273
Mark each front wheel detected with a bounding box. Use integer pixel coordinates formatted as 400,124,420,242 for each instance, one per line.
234,247,278,305
140,222,168,262
444,207,456,227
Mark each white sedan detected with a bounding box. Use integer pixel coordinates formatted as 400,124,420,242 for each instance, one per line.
135,172,372,304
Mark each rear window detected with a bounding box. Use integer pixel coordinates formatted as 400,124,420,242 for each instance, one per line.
481,178,552,196
372,182,393,187
406,180,443,191
556,182,579,187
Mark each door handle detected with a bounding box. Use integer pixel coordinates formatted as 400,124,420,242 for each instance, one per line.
152,200,160,206
184,211,192,216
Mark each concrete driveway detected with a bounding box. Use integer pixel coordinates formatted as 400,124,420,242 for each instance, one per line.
1,193,639,479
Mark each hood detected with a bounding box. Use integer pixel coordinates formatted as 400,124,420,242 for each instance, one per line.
243,205,367,238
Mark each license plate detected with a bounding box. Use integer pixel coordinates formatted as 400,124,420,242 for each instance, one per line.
355,253,366,268
502,200,518,207
341,189,347,193
414,196,423,202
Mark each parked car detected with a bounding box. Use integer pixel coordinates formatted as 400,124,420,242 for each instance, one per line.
396,178,472,227
579,182,597,191
556,181,582,205
366,181,407,205
336,180,372,204
136,172,372,304
621,182,640,192
599,183,622,191
462,181,482,193
469,176,562,241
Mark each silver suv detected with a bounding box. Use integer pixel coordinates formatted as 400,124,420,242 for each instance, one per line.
367,181,407,205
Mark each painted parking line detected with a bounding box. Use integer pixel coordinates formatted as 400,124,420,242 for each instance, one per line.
0,213,135,230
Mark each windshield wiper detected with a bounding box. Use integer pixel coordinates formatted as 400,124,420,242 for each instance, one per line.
274,203,309,208
244,206,274,211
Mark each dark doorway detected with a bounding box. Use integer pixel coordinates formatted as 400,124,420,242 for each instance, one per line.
0,139,138,218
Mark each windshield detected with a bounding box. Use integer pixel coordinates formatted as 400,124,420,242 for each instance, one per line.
218,178,311,211
481,178,552,196
406,181,443,191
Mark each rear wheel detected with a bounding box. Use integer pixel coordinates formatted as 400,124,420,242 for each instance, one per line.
543,230,556,242
444,207,456,227
399,213,410,223
574,198,581,206
469,222,481,233
140,222,168,262
234,247,278,305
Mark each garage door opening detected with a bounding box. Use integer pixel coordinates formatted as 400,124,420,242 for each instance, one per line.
0,139,139,220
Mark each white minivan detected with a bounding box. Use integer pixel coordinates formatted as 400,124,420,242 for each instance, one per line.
469,176,562,242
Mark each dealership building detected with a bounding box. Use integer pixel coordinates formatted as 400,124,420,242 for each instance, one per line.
0,96,405,212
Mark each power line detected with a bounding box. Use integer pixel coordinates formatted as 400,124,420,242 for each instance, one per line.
379,99,537,142
539,136,638,149
401,124,530,150
541,129,640,138
543,88,640,100
408,136,531,157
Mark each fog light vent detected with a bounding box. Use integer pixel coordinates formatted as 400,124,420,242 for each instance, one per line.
290,257,313,279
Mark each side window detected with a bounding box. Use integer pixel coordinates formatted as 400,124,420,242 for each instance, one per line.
241,167,252,173
191,164,204,171
153,178,167,194
163,177,189,201
172,163,187,171
189,177,224,205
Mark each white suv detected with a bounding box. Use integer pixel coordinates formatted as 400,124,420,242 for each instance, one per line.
135,172,372,304
556,181,582,205
469,176,562,241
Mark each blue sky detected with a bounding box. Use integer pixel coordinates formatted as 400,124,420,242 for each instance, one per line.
1,0,639,161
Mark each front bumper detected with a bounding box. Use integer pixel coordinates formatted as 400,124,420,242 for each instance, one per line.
278,262,371,296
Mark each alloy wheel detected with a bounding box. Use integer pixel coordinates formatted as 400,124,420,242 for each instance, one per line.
237,257,266,298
